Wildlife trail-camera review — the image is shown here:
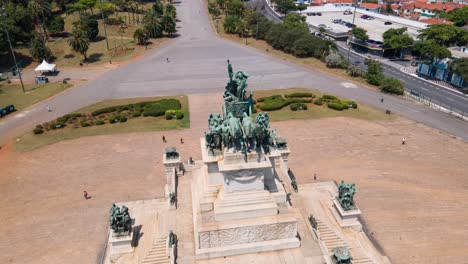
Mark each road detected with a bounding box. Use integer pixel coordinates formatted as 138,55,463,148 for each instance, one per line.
0,0,467,145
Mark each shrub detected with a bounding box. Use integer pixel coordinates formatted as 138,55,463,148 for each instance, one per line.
80,121,91,127
314,98,323,105
92,106,122,116
132,111,141,117
326,53,346,69
95,120,105,125
285,92,314,98
117,114,127,122
290,103,308,111
50,121,66,129
380,77,404,95
57,113,82,123
109,116,117,124
165,110,176,120
327,102,344,111
175,110,184,119
347,65,366,78
322,94,337,101
143,99,181,117
33,128,44,135
257,95,282,102
36,124,43,129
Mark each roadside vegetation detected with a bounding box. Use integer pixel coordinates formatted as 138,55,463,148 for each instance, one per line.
207,0,405,95
252,88,393,122
15,95,189,152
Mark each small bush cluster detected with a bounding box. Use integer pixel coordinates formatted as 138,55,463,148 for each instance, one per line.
290,103,308,111
314,98,323,105
142,99,181,117
33,125,44,135
165,109,184,120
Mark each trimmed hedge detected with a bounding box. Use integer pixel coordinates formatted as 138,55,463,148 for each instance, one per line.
80,121,92,127
95,120,105,125
257,95,312,111
143,99,181,117
257,95,282,103
327,102,344,111
175,110,184,119
56,113,82,123
322,94,337,101
290,103,308,111
285,92,314,98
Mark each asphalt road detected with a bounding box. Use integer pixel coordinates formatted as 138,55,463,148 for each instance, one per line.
0,0,467,145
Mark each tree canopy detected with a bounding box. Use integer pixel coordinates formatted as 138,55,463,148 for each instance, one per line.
352,27,368,41
275,0,297,14
440,6,468,27
418,24,468,47
383,28,414,56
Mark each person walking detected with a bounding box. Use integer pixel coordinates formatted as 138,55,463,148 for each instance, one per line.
380,96,384,103
83,190,89,199
166,57,169,62
180,138,184,144
402,137,407,145
162,135,166,143
314,173,317,181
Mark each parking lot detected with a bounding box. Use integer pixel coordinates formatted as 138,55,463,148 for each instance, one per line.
305,11,421,42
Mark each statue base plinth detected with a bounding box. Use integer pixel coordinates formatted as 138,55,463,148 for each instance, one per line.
331,199,362,229
109,229,134,261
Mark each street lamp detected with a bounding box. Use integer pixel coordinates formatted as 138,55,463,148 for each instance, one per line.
1,8,25,93
346,0,358,62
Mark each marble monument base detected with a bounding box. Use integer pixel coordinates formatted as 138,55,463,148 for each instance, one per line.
331,198,362,228
109,229,134,260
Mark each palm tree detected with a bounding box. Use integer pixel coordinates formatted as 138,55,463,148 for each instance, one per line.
161,14,176,36
68,29,90,61
28,0,50,38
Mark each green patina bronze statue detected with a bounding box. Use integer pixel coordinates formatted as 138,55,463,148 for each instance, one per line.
109,204,132,236
168,230,176,247
203,61,287,158
165,147,179,160
337,181,357,211
332,246,352,264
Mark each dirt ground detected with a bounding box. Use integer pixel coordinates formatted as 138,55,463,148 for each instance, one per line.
0,93,467,264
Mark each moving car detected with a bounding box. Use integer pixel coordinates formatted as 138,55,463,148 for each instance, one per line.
360,15,369,19
411,61,419,66
306,12,313,16
317,12,322,16
345,22,355,28
343,10,352,15
332,19,342,23
384,21,392,25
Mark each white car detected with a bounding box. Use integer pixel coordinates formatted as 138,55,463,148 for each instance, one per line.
318,24,327,28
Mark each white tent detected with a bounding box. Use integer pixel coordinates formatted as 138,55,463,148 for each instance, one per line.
34,60,57,73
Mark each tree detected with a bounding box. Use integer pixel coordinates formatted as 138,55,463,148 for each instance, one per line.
385,3,393,14
161,14,177,35
380,77,404,95
441,6,468,27
133,28,148,45
275,0,296,14
325,53,347,69
74,16,99,40
415,40,451,60
46,15,65,35
383,28,413,58
28,0,51,38
152,0,165,17
68,29,90,60
292,35,329,58
365,59,384,86
226,0,245,17
352,27,368,41
297,3,307,11
30,34,52,61
0,2,35,50
95,2,116,18
165,3,177,18
143,12,163,38
223,15,245,35
418,24,468,47
283,13,307,29
451,58,468,80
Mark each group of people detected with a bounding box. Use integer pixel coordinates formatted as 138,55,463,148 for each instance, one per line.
162,135,184,144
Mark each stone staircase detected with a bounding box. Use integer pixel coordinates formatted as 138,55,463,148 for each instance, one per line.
316,220,376,264
141,238,169,264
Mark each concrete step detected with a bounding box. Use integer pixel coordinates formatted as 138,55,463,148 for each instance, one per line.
215,196,275,207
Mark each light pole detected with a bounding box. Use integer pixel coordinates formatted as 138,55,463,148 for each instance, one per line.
244,29,248,45
1,8,25,93
346,0,358,62
99,0,109,50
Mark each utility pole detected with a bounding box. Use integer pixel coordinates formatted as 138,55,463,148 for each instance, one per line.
346,0,358,62
1,8,25,93
99,0,109,50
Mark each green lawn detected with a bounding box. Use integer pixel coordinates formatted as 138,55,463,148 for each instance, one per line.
253,88,394,122
0,82,73,111
14,95,190,152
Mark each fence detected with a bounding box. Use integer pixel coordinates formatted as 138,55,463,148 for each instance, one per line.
405,90,467,122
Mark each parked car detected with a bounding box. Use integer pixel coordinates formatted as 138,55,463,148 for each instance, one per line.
384,21,392,25
306,12,313,16
317,12,322,16
343,10,352,15
318,24,327,28
411,61,419,66
366,16,375,20
360,15,369,19
345,22,355,28
332,18,342,23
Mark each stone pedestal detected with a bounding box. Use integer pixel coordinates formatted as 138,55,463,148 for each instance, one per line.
331,198,362,228
109,229,134,260
192,138,300,259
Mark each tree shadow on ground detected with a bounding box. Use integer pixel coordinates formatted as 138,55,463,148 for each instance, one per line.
86,53,104,63
91,36,106,42
0,51,33,72
64,54,75,59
